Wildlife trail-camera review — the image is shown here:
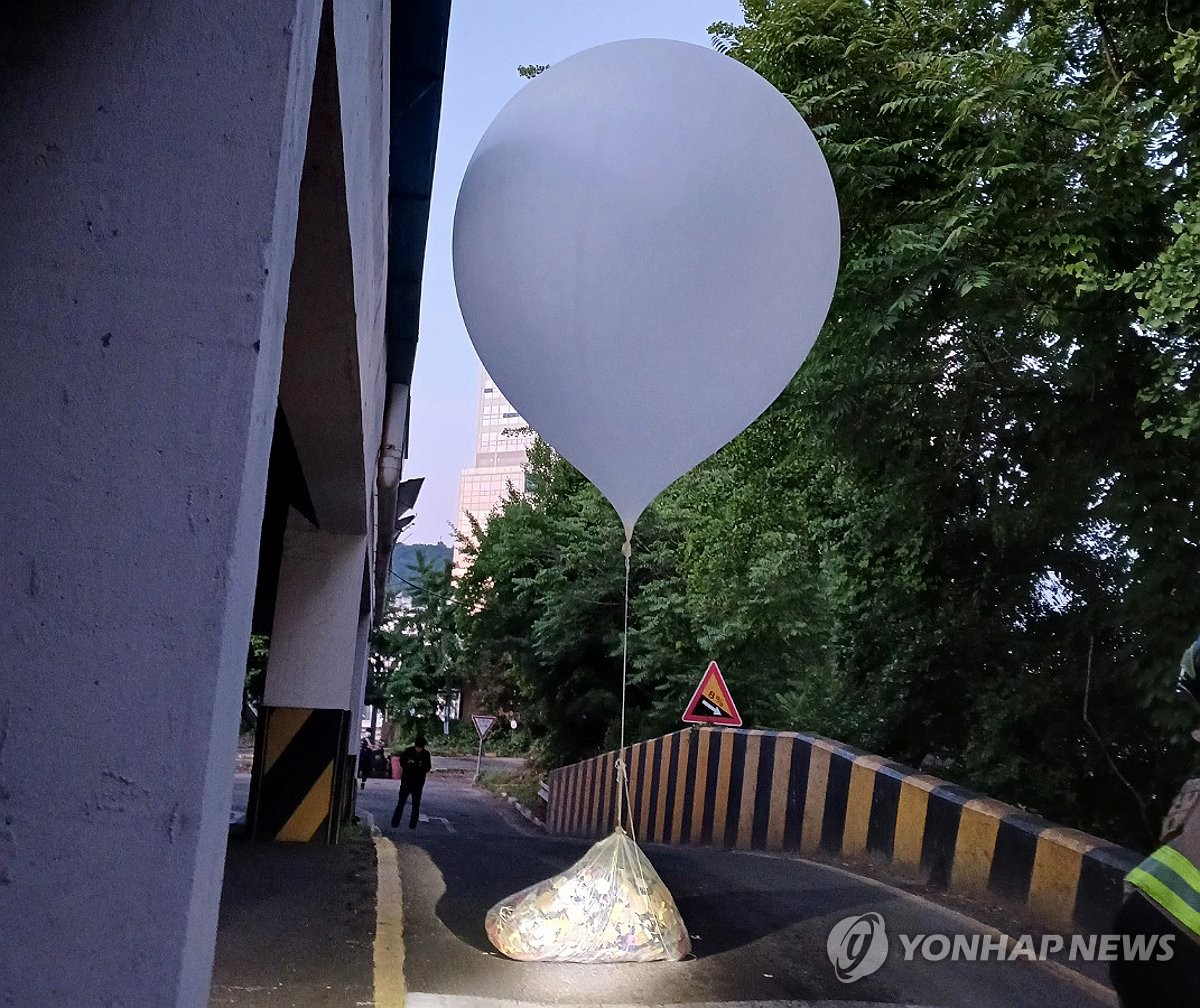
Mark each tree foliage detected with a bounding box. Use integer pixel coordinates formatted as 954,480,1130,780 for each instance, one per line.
388,541,452,594
445,0,1199,847
370,555,460,738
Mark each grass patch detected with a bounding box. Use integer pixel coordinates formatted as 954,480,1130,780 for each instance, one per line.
339,816,375,844
391,720,534,758
478,769,547,820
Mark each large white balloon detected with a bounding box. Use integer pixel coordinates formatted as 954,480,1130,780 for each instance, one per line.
453,39,840,538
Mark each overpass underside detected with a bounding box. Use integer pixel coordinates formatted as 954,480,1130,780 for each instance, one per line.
0,1,447,1004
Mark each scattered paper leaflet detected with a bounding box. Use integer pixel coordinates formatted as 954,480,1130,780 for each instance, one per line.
484,828,691,963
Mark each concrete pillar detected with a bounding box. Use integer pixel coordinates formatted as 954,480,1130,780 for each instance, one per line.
242,0,389,846
248,511,367,841
0,3,325,1005
347,610,373,817
350,612,373,747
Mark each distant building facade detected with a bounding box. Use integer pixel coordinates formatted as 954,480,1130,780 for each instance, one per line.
453,370,537,571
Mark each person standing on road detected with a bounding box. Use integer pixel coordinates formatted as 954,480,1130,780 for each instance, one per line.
391,735,432,830
359,736,372,789
1111,634,1200,1006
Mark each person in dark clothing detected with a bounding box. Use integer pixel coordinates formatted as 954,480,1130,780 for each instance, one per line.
359,737,372,789
390,735,432,829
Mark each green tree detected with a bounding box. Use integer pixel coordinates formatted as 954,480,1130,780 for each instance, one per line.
372,555,460,740
456,0,1200,847
710,0,1200,843
241,634,270,733
456,441,628,765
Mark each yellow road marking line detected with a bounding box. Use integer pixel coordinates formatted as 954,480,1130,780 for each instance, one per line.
374,836,406,1008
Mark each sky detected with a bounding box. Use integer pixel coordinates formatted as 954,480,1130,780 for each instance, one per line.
404,1,745,546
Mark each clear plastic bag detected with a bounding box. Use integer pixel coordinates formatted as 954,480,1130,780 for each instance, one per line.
484,828,691,962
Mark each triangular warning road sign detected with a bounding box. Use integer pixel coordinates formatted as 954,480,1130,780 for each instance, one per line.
472,715,497,739
682,661,741,727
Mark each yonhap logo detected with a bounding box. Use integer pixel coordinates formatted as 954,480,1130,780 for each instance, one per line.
825,912,1175,980
827,912,889,982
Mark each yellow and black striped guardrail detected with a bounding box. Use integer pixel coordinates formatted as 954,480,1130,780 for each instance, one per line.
249,706,350,843
547,727,1139,935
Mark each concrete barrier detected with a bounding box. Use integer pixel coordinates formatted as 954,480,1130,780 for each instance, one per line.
547,727,1139,935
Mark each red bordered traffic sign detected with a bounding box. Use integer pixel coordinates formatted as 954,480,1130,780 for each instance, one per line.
682,661,741,726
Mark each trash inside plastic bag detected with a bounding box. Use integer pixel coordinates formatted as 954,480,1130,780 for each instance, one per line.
485,828,691,963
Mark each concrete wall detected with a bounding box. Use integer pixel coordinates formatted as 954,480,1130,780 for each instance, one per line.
275,0,380,539
0,0,398,1002
548,728,1140,937
247,0,394,847
270,0,392,543
333,0,392,529
264,512,368,711
233,0,449,849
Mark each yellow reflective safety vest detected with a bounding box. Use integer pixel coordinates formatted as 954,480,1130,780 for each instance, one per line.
1127,777,1200,941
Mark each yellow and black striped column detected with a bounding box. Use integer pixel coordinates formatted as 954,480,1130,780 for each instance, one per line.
248,706,350,843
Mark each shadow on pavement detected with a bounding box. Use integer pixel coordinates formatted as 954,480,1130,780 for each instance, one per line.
418,830,905,959
208,827,376,1007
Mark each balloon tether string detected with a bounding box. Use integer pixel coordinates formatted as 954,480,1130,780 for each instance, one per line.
616,532,632,833
613,535,670,955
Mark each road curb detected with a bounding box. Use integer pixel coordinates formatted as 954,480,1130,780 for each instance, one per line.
505,794,546,830
373,835,406,1008
547,727,1138,968
361,810,380,836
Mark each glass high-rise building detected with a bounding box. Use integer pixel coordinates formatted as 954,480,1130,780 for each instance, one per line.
453,370,537,572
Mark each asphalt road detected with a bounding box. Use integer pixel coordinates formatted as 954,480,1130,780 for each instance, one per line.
352,773,1115,1008
226,755,525,824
